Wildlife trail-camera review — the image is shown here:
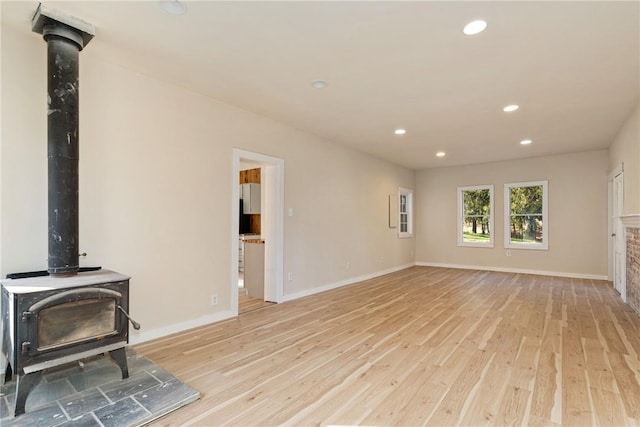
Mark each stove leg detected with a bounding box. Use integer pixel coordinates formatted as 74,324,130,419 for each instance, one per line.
2,362,12,384
13,371,43,416
109,348,129,379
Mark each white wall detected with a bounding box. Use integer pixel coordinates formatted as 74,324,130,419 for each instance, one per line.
0,25,415,341
609,104,640,215
415,150,609,278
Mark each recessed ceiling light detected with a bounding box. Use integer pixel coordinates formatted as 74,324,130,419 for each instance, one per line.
436,151,446,158
311,80,328,89
463,20,487,35
520,139,533,145
503,104,519,112
160,0,186,14
394,129,406,135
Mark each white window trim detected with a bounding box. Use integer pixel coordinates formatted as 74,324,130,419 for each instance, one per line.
504,180,548,250
457,185,494,248
398,187,413,238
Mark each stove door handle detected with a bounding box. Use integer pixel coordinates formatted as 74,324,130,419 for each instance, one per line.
117,305,141,330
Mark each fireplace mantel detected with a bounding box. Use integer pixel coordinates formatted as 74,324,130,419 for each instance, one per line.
620,214,640,228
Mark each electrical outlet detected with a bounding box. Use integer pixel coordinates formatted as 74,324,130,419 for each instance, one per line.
211,294,218,306
346,261,351,270
506,250,512,257
288,272,293,281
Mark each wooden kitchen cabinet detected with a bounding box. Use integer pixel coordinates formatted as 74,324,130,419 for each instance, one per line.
239,168,261,184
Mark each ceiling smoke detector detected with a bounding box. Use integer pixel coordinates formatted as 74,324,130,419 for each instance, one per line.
160,0,186,15
312,80,328,89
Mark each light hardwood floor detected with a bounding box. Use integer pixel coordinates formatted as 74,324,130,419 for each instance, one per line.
238,287,274,315
136,266,640,426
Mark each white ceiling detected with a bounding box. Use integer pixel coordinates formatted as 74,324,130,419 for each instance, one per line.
2,1,639,170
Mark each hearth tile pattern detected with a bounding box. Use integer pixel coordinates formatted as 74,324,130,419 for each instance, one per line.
0,348,199,426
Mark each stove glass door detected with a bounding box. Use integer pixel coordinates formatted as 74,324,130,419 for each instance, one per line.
38,298,117,350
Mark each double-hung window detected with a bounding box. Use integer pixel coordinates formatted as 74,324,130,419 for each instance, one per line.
398,187,413,238
504,180,548,250
457,185,494,247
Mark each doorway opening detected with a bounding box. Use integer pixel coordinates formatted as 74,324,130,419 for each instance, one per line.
608,164,625,301
231,149,284,316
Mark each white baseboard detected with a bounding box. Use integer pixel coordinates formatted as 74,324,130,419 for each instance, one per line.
131,261,604,346
129,310,235,345
282,263,415,302
130,264,415,345
415,261,608,281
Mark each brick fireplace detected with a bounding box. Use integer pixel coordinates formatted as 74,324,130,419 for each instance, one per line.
622,214,640,315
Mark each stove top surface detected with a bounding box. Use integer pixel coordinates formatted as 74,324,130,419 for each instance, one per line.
0,270,129,294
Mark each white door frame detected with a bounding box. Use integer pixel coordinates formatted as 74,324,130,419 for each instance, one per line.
231,149,284,314
608,164,625,300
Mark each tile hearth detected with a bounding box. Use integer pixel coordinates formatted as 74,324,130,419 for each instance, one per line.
0,348,199,426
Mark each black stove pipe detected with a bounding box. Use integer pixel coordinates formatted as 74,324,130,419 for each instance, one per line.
45,25,81,276
32,5,94,276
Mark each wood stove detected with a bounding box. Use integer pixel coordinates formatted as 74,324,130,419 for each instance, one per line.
1,270,137,416
0,5,140,417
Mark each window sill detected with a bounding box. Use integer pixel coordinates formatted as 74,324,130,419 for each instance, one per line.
504,243,549,251
458,242,494,248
